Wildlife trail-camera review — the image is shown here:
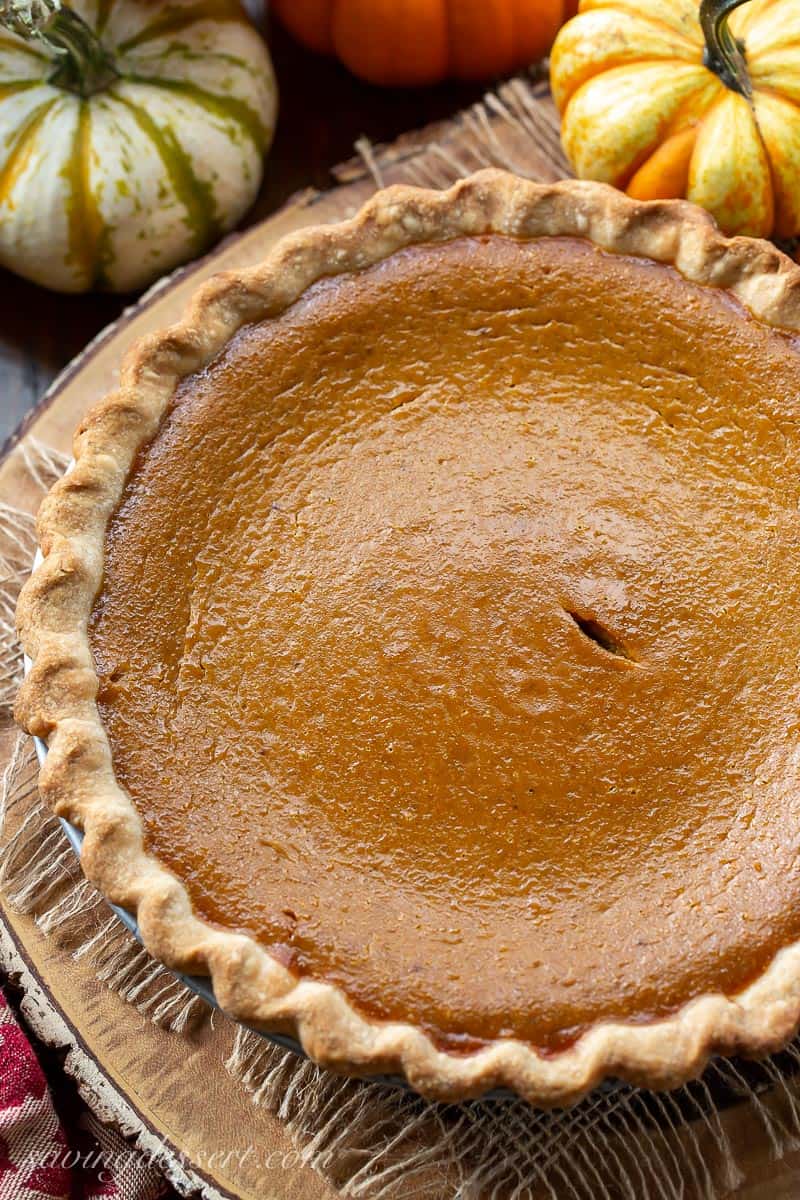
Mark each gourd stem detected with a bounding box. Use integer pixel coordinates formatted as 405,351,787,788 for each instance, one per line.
0,0,117,96
700,0,752,97
45,6,118,95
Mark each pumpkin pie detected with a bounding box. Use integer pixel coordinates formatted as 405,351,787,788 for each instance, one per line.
17,170,800,1105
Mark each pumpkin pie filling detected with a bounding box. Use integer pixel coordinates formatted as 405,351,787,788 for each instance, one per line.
89,234,800,1052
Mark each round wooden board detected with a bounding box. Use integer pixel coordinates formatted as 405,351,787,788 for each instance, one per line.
8,76,800,1198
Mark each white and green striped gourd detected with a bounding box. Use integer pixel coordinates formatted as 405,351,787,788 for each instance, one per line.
0,0,277,292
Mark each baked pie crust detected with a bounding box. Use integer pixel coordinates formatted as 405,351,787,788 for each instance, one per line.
16,169,800,1106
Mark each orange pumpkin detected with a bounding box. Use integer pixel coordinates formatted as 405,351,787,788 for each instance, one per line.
272,0,566,86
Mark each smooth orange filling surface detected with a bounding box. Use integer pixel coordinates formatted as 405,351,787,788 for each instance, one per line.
91,236,800,1051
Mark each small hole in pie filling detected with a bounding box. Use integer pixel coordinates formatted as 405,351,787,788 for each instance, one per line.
565,610,635,663
90,234,800,1053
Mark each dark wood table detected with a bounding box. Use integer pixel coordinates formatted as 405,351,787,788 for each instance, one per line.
0,22,481,453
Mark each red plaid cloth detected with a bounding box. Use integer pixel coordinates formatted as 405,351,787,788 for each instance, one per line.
0,987,172,1200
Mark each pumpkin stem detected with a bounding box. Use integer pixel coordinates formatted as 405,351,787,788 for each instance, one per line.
700,0,752,98
0,0,118,96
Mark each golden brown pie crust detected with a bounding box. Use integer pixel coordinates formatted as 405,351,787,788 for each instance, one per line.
16,170,800,1105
